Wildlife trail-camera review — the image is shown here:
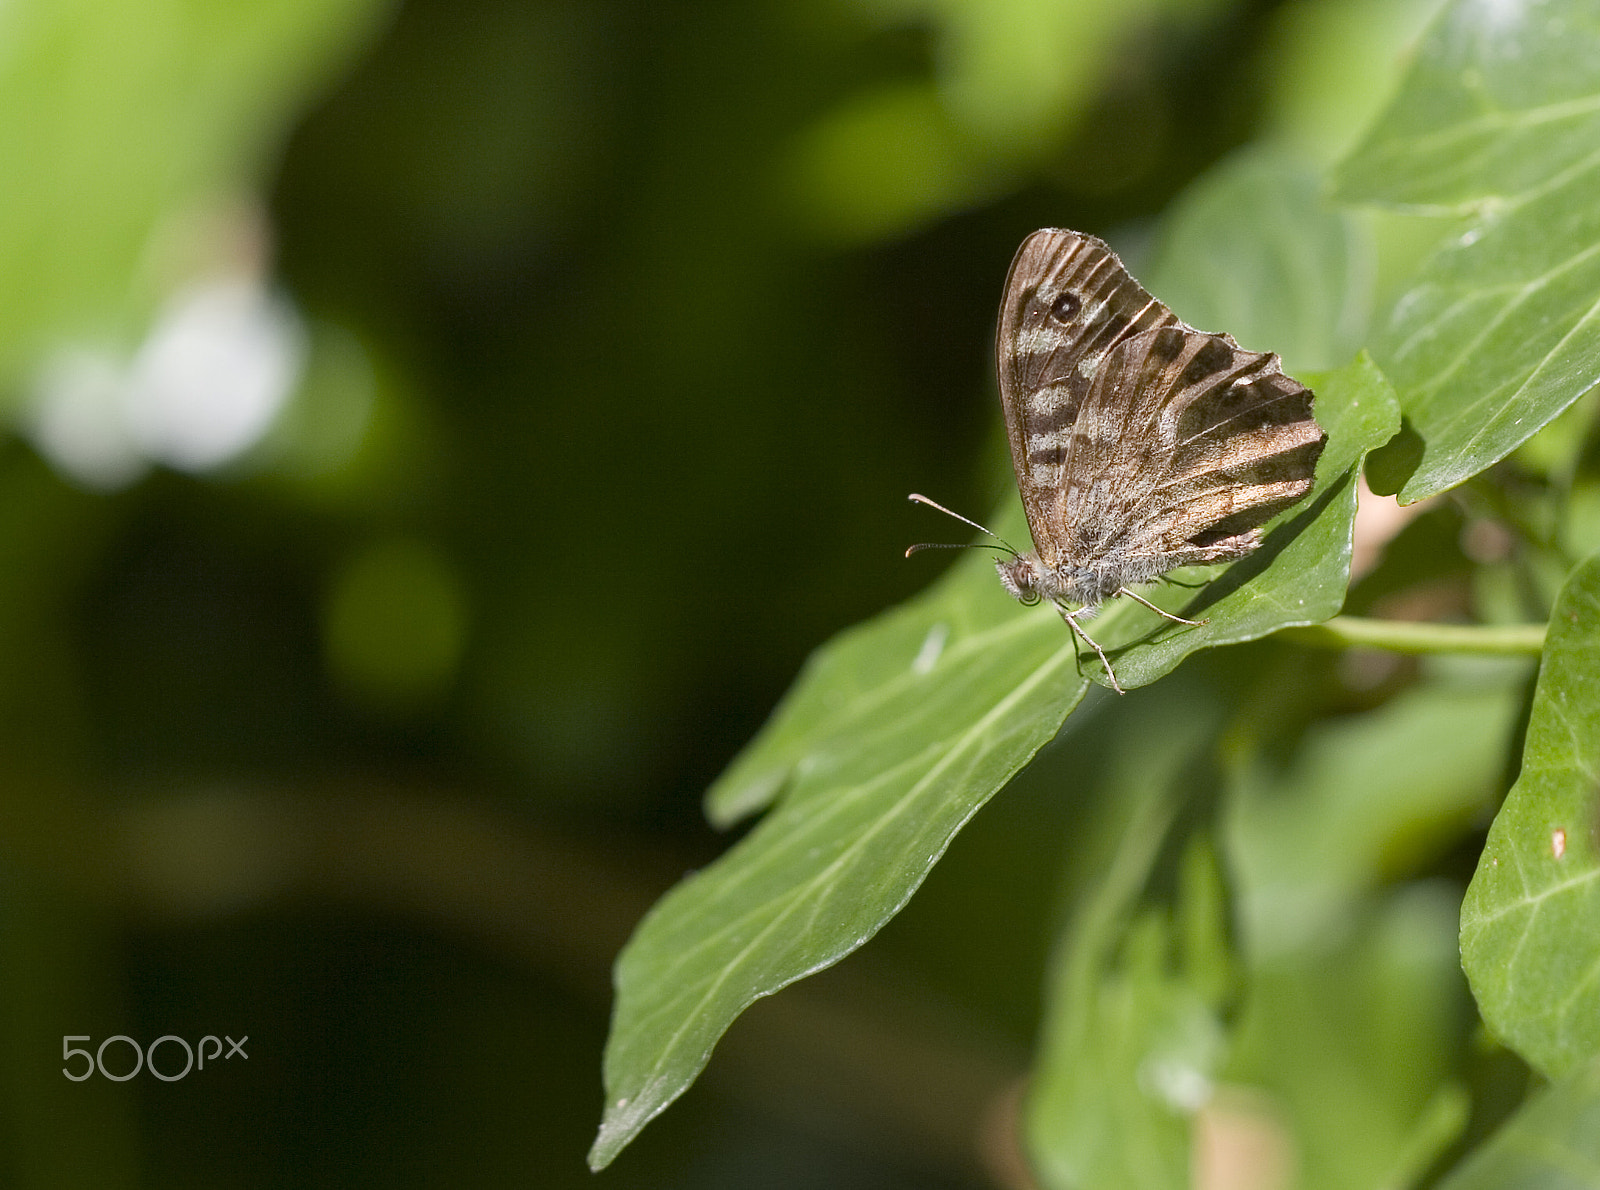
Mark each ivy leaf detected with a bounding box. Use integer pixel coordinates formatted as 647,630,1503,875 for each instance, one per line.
1336,0,1600,503
1460,548,1600,1079
1434,1054,1600,1189
588,543,1089,1170
1334,0,1600,211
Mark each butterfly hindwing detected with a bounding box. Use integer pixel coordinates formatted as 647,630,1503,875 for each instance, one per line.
1059,326,1323,581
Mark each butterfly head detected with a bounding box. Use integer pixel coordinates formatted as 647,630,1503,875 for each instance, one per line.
995,552,1049,606
997,552,1108,611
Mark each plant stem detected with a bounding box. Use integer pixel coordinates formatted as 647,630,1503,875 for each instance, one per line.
1280,615,1545,656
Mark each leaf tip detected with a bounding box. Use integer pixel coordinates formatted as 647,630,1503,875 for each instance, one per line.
587,1080,668,1171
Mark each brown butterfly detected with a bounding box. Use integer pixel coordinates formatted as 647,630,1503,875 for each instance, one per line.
911,228,1325,692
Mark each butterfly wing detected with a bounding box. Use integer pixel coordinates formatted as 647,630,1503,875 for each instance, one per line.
995,229,1182,571
1056,324,1325,599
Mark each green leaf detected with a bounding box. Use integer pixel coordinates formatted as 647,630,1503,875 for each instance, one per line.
1435,1054,1600,1190
1025,697,1233,1190
0,0,388,395
1461,549,1600,1080
1146,151,1372,374
1224,889,1472,1190
1231,669,1528,957
703,528,1085,827
592,167,1401,1169
1335,1,1600,211
1336,0,1600,502
589,570,1088,1169
591,373,1393,1173
1217,662,1526,1190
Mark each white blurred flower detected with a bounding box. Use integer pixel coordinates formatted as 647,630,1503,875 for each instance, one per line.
27,346,148,491
126,279,305,470
27,277,306,489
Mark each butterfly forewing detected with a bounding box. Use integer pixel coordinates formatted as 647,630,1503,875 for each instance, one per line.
996,229,1182,565
995,229,1325,607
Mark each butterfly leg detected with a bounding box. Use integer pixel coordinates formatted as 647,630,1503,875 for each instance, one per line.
1059,605,1124,695
1117,586,1205,627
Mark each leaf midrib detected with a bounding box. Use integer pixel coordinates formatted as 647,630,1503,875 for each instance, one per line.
617,638,1080,1101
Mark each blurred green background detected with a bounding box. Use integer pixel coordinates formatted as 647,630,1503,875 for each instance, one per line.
0,0,1444,1185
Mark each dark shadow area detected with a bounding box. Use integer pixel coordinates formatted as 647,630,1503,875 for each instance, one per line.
1365,415,1425,496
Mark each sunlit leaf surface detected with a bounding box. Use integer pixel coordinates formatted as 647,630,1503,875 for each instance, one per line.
1461,549,1600,1079
1337,0,1600,502
589,550,1089,1169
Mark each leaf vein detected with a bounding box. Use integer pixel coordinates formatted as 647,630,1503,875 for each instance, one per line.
629,641,1078,1089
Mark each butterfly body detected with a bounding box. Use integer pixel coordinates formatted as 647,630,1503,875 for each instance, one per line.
995,550,1141,612
992,228,1326,686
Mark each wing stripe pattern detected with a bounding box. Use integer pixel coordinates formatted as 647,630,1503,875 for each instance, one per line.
998,234,1181,524
994,229,1325,608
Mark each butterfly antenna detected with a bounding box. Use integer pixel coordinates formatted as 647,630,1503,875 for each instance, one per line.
906,493,1024,557
904,541,1015,559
